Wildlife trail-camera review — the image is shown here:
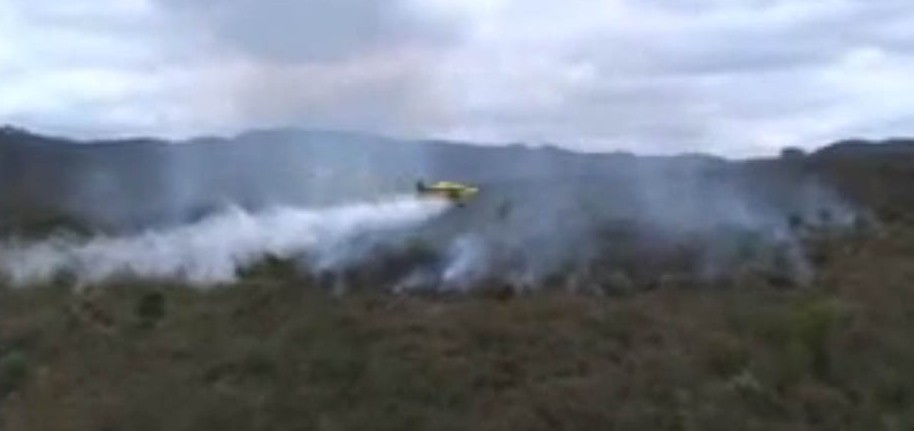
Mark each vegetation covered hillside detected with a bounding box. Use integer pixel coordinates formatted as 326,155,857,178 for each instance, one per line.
3,133,914,430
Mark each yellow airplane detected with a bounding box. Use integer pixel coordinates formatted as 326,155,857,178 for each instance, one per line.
416,180,479,206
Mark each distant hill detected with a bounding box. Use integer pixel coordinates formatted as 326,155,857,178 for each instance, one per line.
0,126,716,231
813,138,914,159
1,125,912,234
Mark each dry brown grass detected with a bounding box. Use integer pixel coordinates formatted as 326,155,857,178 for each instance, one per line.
2,219,914,430
4,151,914,430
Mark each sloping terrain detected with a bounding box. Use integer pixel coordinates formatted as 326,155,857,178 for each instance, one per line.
2,219,914,430
0,127,875,290
3,128,914,429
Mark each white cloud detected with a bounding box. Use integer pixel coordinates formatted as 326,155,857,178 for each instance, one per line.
1,0,914,155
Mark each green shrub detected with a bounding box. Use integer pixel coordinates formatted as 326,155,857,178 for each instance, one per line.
0,350,29,395
135,290,166,327
791,298,849,380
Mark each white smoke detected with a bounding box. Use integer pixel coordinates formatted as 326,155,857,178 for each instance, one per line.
441,234,489,288
0,196,448,286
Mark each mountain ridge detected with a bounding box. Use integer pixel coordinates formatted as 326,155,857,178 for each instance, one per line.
2,124,912,235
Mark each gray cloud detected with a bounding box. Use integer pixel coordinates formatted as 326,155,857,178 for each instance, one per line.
429,0,914,155
225,50,450,135
2,0,914,155
139,0,461,137
152,0,458,63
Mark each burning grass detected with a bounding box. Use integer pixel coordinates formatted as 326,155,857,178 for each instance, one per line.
2,142,913,429
2,218,914,430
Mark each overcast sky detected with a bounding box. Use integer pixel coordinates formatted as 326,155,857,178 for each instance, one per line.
1,0,913,156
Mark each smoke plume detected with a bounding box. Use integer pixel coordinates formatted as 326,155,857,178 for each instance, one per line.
0,129,866,293
0,196,448,286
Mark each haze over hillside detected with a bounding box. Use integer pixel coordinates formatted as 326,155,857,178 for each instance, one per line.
2,125,900,291
1,125,888,233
